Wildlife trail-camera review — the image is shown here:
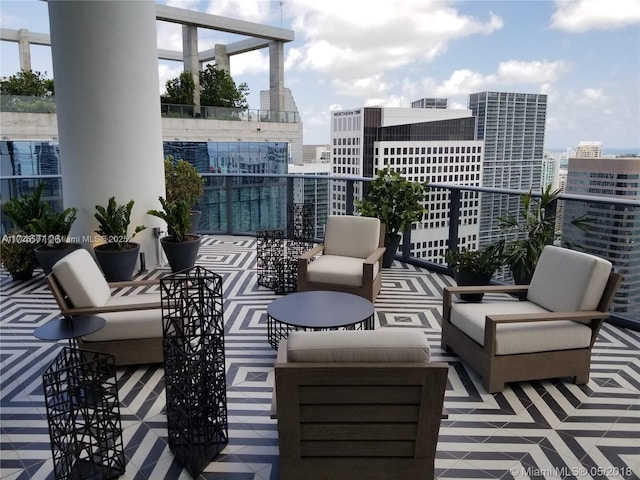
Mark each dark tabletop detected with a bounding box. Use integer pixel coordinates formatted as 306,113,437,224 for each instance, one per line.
267,291,374,329
33,315,105,341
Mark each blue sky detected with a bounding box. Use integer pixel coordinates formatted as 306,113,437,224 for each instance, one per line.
1,0,639,150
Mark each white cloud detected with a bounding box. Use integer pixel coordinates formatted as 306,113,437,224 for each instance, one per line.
551,0,640,32
204,0,274,24
495,60,570,84
284,0,503,78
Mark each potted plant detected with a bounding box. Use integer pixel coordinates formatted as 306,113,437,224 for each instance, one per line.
94,197,147,281
355,167,429,267
164,156,205,233
0,231,37,281
3,183,49,234
147,197,200,272
444,245,503,302
30,205,80,274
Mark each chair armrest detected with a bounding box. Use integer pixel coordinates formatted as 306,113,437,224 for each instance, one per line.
108,279,161,289
59,301,162,316
299,244,324,261
364,247,386,265
444,284,529,296
298,244,324,277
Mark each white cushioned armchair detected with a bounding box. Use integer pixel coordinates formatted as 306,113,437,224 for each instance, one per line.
46,248,163,365
273,329,448,480
442,245,622,393
297,215,385,302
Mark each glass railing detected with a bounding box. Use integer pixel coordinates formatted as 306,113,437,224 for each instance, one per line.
1,173,638,329
1,95,301,123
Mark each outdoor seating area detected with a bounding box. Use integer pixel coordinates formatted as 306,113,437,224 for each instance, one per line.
1,235,639,479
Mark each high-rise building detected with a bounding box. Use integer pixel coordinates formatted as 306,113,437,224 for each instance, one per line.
562,157,640,316
329,105,483,263
411,98,448,109
261,88,303,164
468,91,547,246
575,141,603,158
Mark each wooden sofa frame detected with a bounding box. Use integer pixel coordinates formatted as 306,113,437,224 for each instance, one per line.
441,272,622,393
46,273,163,365
274,343,448,480
297,224,386,302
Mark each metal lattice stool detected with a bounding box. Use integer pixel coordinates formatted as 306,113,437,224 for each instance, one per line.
42,347,125,480
257,229,285,290
160,266,228,477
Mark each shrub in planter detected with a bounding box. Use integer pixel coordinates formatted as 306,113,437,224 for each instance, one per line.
0,231,37,280
355,167,429,267
164,156,205,233
147,197,200,272
444,245,503,302
94,197,147,281
29,204,80,275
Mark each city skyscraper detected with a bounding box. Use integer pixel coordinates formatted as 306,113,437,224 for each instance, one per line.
562,156,640,317
468,91,547,246
329,105,483,263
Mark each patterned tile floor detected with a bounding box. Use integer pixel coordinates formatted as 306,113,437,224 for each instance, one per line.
1,236,639,479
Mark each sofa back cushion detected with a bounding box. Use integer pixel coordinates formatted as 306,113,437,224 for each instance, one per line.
527,245,612,312
287,329,430,363
323,215,381,259
51,249,111,308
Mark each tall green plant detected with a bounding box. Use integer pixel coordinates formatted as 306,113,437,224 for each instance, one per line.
355,168,429,241
94,197,146,250
147,197,192,242
164,156,204,209
3,183,48,233
494,184,594,283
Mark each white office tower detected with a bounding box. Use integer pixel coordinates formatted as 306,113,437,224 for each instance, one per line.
288,159,332,238
576,141,603,158
468,92,547,247
329,105,484,264
541,155,560,190
260,88,303,164
562,157,640,317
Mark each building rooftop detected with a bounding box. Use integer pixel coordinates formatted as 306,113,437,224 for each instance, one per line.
1,235,638,479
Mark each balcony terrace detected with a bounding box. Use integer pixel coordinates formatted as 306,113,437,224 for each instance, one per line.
1,233,639,479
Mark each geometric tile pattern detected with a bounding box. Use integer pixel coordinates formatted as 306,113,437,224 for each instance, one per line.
1,235,639,480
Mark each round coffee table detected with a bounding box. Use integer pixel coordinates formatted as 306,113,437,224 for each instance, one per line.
266,291,375,349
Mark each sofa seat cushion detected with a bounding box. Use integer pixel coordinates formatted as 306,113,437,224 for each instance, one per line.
287,329,431,363
450,301,593,356
51,249,111,308
81,293,162,342
306,255,377,287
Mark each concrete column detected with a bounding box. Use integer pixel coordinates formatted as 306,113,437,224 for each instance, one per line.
214,44,230,73
18,29,31,71
269,41,285,118
182,25,200,114
48,0,165,267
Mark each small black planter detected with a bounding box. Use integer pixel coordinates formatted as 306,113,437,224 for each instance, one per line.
94,242,140,282
383,234,402,268
34,243,82,275
10,268,34,281
188,210,202,234
161,235,201,272
453,270,493,302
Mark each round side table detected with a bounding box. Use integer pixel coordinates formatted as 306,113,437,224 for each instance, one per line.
33,314,105,347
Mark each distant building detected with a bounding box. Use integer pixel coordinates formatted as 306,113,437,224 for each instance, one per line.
411,98,448,109
302,144,331,164
468,91,547,247
575,141,603,158
261,88,303,164
562,157,640,316
329,105,483,263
